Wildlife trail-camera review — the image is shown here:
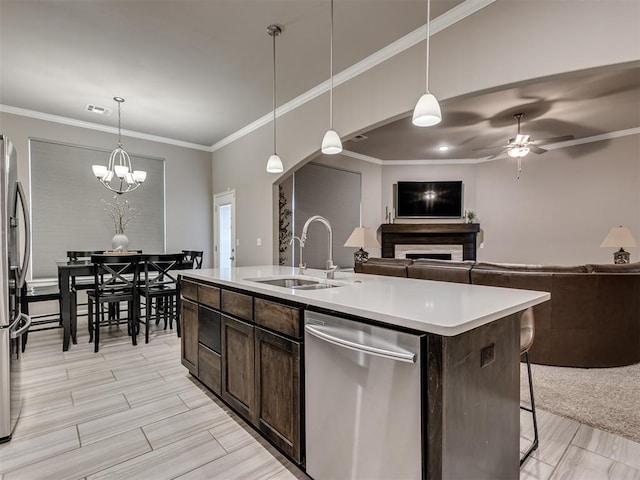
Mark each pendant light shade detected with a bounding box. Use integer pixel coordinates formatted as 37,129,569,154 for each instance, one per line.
266,24,284,174
412,0,441,127
321,0,342,154
321,129,342,155
412,92,442,127
266,154,284,173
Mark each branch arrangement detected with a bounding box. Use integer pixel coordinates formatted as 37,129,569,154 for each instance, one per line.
103,196,141,234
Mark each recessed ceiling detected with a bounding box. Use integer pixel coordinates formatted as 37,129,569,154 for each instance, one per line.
1,1,637,156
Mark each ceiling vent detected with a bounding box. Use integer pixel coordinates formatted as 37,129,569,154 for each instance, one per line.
351,134,368,142
86,104,112,115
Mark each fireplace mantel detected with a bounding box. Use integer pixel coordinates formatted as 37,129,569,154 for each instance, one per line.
381,223,480,260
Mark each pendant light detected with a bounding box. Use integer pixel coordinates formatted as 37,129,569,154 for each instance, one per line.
321,0,342,154
266,25,284,174
91,97,147,194
412,0,441,127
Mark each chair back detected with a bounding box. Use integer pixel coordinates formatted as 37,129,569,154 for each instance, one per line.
182,250,203,269
141,254,185,293
67,250,104,261
90,254,141,300
520,307,535,354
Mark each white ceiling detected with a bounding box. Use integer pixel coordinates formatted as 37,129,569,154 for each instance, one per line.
1,1,638,158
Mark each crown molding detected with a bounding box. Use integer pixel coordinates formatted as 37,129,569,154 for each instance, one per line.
0,104,212,152
343,128,640,166
211,0,496,152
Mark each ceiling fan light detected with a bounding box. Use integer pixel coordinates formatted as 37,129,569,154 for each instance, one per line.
412,93,442,127
321,129,343,154
266,154,284,173
508,146,530,158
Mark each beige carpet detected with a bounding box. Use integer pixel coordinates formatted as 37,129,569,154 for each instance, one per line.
520,362,640,443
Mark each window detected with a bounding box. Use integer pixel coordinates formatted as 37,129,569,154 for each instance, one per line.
29,138,165,279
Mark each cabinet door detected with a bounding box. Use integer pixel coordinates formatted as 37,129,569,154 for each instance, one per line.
180,298,198,375
255,327,302,463
221,314,256,422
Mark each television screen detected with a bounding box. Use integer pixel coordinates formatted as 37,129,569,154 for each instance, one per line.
396,181,463,218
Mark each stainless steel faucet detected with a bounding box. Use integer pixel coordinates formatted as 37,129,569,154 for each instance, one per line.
300,215,338,279
289,235,306,275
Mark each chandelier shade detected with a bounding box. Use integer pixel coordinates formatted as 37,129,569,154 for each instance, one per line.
91,97,146,194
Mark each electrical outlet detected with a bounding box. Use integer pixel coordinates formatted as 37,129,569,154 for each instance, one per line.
257,237,262,246
481,343,495,368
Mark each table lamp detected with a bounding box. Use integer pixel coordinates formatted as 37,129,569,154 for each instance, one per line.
600,226,637,264
344,227,380,263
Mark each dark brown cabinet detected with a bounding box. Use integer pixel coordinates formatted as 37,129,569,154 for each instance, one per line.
198,344,221,395
180,298,198,375
221,314,256,422
255,326,302,463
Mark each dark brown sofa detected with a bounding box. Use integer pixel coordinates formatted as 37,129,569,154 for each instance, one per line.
356,258,640,368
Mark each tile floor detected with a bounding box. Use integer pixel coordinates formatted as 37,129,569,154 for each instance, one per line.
2,321,640,479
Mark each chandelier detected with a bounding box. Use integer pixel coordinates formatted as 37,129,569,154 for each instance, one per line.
91,97,146,194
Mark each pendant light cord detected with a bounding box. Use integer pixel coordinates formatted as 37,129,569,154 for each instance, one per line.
329,0,334,129
272,30,277,154
425,0,431,93
116,99,123,148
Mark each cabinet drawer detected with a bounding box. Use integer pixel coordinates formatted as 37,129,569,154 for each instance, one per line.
181,279,198,302
221,290,253,322
198,344,221,396
198,284,220,310
255,298,301,338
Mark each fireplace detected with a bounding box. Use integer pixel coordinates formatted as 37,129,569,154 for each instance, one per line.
381,223,480,261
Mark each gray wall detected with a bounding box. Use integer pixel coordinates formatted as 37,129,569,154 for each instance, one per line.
211,0,640,266
1,111,213,277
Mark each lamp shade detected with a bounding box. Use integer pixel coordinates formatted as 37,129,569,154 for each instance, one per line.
600,226,637,248
344,227,380,248
321,129,343,155
412,93,442,127
266,154,284,174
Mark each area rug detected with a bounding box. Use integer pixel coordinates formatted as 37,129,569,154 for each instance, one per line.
520,362,640,443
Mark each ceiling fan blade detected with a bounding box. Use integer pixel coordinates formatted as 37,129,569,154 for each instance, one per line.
486,150,508,160
529,145,547,154
534,135,575,145
472,144,508,152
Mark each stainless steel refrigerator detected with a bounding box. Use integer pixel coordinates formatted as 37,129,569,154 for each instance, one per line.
0,135,31,443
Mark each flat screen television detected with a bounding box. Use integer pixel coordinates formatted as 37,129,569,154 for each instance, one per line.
396,181,463,218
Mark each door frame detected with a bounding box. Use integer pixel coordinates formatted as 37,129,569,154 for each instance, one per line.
213,189,236,269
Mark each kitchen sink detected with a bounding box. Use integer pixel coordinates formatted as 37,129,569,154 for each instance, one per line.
246,276,340,290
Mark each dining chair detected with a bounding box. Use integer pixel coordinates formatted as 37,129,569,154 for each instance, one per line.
138,253,185,343
182,250,203,269
66,250,105,318
87,254,141,352
20,282,62,352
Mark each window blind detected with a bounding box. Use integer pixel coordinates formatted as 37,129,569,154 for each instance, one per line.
29,138,165,279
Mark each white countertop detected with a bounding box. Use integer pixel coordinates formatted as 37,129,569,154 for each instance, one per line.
180,265,550,336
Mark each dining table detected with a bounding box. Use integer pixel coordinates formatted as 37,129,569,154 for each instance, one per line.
56,253,190,351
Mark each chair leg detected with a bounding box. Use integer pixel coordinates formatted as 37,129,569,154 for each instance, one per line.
88,300,94,343
94,302,100,353
520,351,539,466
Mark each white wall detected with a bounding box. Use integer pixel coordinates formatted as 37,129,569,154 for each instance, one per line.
0,112,213,272
211,1,640,266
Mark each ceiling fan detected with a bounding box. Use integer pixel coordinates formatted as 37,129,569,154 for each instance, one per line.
474,113,574,178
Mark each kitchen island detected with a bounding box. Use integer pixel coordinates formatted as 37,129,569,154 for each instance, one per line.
179,265,549,479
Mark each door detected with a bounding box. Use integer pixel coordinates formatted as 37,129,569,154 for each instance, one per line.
213,190,236,269
180,298,198,375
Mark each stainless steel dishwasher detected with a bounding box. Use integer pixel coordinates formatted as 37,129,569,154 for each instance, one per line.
305,311,422,480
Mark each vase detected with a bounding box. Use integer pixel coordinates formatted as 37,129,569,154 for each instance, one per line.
111,233,129,252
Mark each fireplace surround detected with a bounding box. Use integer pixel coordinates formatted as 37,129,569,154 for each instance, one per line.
381,223,480,261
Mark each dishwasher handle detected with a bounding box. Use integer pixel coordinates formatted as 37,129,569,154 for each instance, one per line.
305,323,416,364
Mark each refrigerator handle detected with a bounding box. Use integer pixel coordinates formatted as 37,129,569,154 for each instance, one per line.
15,181,31,289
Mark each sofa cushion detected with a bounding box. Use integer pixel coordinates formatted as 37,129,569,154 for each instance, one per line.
355,258,412,277
585,262,640,273
473,262,588,273
407,259,471,284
